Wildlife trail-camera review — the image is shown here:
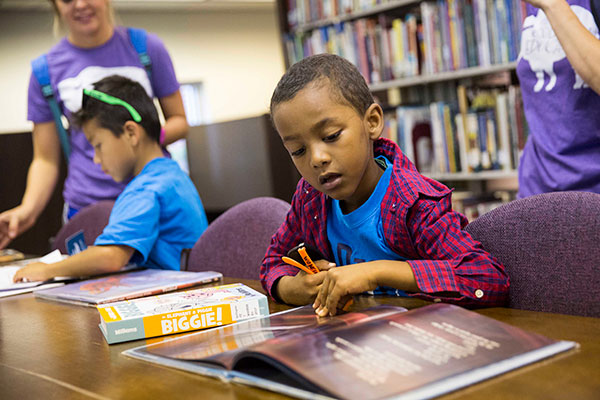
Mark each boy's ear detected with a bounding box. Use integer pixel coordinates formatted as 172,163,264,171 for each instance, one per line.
364,103,384,140
123,120,142,146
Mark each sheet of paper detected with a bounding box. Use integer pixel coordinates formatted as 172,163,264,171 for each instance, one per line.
0,249,67,291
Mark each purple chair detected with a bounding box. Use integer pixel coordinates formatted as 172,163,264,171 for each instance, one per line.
183,197,291,279
465,191,600,317
52,200,115,254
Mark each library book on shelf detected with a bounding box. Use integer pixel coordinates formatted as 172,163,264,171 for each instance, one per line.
124,303,576,400
98,283,269,344
34,269,222,306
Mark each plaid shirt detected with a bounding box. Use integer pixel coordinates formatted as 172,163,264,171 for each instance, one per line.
260,138,509,307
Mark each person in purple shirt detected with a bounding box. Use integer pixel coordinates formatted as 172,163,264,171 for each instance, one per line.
517,0,600,198
0,0,188,249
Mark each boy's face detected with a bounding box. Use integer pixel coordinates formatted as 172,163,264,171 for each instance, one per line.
83,119,136,183
273,82,384,212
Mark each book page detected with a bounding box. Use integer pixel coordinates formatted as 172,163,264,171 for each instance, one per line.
133,305,407,370
242,304,569,400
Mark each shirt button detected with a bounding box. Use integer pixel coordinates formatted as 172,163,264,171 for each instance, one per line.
475,289,484,298
314,215,318,220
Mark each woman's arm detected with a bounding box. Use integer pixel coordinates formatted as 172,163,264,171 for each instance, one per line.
528,0,600,93
158,90,189,145
0,121,61,249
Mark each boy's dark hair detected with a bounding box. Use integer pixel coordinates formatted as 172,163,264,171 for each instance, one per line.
270,54,374,116
72,75,161,142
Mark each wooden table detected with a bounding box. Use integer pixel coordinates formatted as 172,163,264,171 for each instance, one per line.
1,277,598,399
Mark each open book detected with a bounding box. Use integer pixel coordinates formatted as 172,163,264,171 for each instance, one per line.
124,303,576,400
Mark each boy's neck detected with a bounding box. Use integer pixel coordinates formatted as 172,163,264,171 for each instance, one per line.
133,141,165,176
339,159,385,214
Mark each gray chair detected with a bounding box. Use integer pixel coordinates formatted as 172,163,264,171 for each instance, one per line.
183,197,291,279
465,191,600,317
52,200,114,254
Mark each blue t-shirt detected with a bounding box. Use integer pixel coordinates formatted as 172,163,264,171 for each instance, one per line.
327,156,407,296
95,158,208,270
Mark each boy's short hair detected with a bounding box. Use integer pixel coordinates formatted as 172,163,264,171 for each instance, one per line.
270,54,374,116
73,75,161,142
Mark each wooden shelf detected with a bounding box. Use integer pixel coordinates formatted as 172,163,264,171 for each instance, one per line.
369,62,517,91
424,170,518,181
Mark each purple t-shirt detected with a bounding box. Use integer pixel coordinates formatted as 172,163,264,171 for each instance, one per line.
27,26,180,210
516,0,600,198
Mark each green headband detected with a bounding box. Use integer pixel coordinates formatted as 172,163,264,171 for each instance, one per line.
83,88,142,123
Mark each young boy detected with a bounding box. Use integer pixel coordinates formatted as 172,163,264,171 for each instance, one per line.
14,75,208,282
261,54,509,316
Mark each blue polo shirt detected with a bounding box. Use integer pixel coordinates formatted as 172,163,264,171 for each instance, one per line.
95,158,208,269
327,156,407,296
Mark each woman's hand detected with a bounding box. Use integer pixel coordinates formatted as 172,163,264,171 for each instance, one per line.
0,206,36,250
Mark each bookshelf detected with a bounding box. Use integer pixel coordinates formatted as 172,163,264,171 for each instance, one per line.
275,0,528,210
291,0,419,31
369,61,517,90
425,169,517,182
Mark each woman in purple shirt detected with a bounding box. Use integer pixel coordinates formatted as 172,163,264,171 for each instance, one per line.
517,0,600,197
0,0,188,249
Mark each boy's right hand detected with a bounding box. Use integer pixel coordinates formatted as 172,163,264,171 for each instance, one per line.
275,259,336,305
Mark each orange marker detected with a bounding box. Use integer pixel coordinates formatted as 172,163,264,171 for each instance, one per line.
341,298,354,312
281,256,315,275
297,246,320,274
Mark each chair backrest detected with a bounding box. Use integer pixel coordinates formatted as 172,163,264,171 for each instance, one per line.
465,191,600,317
52,200,115,254
185,197,291,279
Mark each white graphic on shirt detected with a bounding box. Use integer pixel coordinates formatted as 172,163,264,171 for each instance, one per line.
519,5,599,92
57,66,152,113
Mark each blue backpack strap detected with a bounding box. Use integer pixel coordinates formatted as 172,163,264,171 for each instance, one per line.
127,27,152,80
31,54,71,163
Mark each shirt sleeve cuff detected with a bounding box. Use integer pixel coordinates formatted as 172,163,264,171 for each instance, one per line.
407,259,460,294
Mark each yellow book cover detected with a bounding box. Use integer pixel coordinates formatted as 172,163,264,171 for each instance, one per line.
447,0,460,70
391,18,404,78
97,283,269,344
443,105,457,173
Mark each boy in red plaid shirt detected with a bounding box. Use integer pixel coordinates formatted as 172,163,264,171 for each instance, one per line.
261,54,508,316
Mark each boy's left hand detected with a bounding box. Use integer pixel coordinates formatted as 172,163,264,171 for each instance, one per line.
13,262,52,283
313,263,378,317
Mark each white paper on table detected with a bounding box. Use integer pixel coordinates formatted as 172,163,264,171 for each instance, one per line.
0,249,68,292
